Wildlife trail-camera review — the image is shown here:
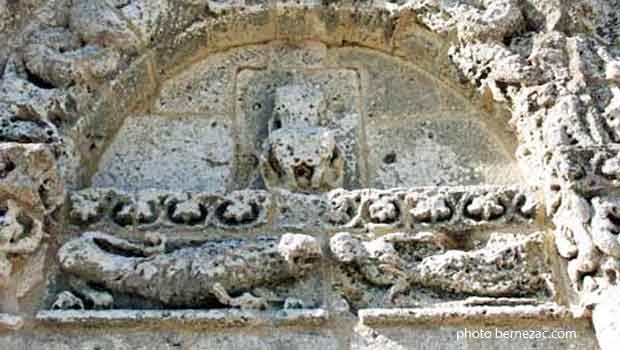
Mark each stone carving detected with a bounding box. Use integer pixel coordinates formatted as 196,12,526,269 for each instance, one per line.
0,200,44,288
464,192,506,221
327,186,537,232
213,191,271,228
547,147,620,196
164,193,208,226
71,186,538,234
56,232,322,309
260,85,345,192
408,195,452,224
553,191,620,318
332,189,404,232
0,143,62,294
0,58,74,144
1,0,619,346
69,189,272,230
51,291,84,311
330,231,551,308
591,197,620,259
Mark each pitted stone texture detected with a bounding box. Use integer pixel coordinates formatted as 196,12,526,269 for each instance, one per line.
69,0,141,51
0,200,45,289
22,26,123,89
56,232,323,309
273,190,332,230
260,85,345,192
268,41,327,68
0,58,76,136
0,330,340,350
237,67,361,189
326,186,537,233
92,115,234,193
2,0,619,347
68,188,273,233
366,120,522,188
328,48,442,119
154,46,267,115
330,231,551,309
119,0,170,45
0,143,62,303
0,143,63,212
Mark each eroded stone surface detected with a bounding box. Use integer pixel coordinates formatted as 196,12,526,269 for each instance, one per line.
0,0,619,348
260,85,345,192
56,232,323,309
237,67,362,189
68,188,272,232
92,115,234,193
0,143,62,310
330,231,551,309
367,120,522,188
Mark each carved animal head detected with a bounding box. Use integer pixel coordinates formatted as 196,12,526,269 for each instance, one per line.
329,232,366,263
259,84,345,192
261,127,344,192
278,233,323,270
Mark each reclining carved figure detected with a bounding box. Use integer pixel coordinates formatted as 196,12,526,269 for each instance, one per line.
330,231,550,302
57,232,322,309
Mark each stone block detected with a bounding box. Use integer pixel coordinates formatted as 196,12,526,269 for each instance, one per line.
92,115,234,193
366,119,522,188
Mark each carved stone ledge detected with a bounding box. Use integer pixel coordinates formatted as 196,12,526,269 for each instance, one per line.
36,309,328,329
0,313,23,331
69,189,272,230
327,185,539,233
69,185,539,234
359,303,572,326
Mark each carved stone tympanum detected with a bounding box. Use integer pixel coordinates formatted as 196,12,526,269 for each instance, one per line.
2,0,618,347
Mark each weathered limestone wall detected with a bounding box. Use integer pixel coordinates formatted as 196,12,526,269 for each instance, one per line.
0,0,619,349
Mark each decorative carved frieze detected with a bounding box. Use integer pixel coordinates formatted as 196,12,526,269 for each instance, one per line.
327,186,538,233
69,189,272,230
69,185,539,234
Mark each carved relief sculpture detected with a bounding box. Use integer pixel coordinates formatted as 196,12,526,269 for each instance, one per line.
0,143,62,328
55,232,322,310
260,85,345,193
330,231,551,308
1,0,620,347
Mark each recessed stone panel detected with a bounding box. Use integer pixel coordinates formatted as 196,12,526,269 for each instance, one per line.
154,46,268,115
366,119,522,188
328,47,442,119
236,67,362,188
92,115,234,193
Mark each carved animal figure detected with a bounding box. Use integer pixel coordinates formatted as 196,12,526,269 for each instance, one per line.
330,231,550,302
57,232,322,309
260,85,344,192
